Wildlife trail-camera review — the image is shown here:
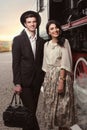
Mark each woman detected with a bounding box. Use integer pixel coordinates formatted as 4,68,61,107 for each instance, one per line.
42,20,75,130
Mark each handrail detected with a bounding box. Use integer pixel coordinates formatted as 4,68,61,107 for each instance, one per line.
62,16,87,31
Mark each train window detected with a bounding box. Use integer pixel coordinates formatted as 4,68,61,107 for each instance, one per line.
39,0,44,12
63,25,87,52
49,0,71,24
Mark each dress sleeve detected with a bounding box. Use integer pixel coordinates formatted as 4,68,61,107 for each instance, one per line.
60,39,72,72
42,42,48,72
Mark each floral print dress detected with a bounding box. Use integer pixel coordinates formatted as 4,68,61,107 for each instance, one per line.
42,39,75,130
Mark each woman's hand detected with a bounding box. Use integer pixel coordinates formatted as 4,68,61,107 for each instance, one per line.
58,68,66,94
14,84,22,94
58,79,64,93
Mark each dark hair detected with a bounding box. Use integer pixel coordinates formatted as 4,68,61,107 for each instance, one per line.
46,20,65,46
23,14,36,23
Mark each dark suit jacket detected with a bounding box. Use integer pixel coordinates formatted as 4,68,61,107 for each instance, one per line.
12,30,45,88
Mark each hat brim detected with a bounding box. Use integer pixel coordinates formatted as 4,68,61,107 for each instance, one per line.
20,10,41,28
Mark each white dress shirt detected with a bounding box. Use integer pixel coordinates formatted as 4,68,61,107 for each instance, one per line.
25,28,37,58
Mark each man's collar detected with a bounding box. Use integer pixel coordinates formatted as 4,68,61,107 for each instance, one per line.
25,28,37,39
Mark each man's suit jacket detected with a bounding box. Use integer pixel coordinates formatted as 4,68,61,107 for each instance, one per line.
12,30,45,88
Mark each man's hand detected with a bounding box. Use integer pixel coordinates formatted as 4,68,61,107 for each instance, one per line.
14,84,22,94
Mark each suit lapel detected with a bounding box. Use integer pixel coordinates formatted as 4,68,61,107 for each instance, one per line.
35,37,40,59
22,30,35,60
36,39,39,51
21,30,41,61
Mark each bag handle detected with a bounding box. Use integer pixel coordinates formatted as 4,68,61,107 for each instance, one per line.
9,93,22,106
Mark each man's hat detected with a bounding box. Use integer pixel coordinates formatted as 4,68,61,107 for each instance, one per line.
20,10,41,28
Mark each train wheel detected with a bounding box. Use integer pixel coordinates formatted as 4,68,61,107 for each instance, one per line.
74,57,87,104
73,57,87,129
74,58,87,103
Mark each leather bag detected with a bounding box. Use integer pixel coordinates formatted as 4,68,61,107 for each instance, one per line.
3,93,34,128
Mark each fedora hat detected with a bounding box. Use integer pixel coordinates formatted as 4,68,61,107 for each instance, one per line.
20,10,41,28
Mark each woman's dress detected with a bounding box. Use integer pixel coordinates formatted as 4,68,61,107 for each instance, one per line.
42,39,75,130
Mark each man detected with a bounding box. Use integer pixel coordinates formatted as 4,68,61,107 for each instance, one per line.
12,10,45,130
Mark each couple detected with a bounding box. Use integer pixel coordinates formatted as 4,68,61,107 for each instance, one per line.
12,10,75,130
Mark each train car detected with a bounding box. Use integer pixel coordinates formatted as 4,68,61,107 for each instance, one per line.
37,0,87,129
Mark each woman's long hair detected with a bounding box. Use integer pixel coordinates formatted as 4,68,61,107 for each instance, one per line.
46,20,65,47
